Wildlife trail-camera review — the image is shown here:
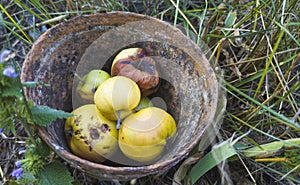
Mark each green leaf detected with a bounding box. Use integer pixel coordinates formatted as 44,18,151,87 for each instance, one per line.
1,85,22,97
239,138,300,158
190,140,237,184
173,152,204,184
35,138,51,158
224,11,237,28
31,105,73,126
17,172,37,184
38,161,73,185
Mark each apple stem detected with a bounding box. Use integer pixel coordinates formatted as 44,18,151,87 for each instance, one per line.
116,111,121,130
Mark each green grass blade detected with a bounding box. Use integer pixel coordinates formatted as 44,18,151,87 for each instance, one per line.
234,0,271,29
273,20,300,47
255,162,300,184
13,0,46,21
28,0,52,20
239,138,300,158
169,0,197,34
223,80,300,130
0,4,32,44
228,113,285,143
234,54,298,87
196,0,207,45
0,21,32,45
253,28,285,99
190,140,237,184
173,0,179,27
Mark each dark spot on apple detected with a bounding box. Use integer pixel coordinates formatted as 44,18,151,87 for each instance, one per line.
100,124,109,133
90,128,100,139
121,137,124,140
89,146,93,151
103,146,110,149
74,115,82,125
74,130,81,135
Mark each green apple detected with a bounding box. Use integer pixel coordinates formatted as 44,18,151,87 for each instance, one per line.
118,107,176,162
94,76,141,129
134,96,152,112
76,69,110,101
64,104,118,163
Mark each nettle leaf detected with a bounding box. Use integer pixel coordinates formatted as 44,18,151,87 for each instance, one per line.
38,161,73,185
31,105,73,126
17,172,37,184
35,138,51,158
1,85,22,97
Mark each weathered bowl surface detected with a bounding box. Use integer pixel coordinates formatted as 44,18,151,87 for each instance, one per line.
21,12,223,181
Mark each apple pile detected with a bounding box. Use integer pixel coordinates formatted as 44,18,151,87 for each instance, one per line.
65,48,177,163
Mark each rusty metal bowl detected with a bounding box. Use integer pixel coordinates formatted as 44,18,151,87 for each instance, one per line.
21,12,224,181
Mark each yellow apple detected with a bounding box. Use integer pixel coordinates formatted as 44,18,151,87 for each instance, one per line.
118,107,176,162
64,104,118,163
76,69,110,101
94,76,141,129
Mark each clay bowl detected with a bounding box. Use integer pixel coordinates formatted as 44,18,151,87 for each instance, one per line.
21,12,224,181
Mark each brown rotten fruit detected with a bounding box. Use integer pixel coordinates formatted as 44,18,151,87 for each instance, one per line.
111,48,160,96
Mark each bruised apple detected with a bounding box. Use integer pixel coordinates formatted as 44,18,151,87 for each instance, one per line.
64,104,118,163
111,48,160,96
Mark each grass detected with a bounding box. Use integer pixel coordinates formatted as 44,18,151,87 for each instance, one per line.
0,0,299,184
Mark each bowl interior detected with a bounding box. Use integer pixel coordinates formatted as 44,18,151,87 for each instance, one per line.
21,12,219,180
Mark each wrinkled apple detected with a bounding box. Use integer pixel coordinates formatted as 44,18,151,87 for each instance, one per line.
111,48,160,96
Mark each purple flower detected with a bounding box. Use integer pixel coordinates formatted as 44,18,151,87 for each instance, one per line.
0,128,2,134
12,160,23,180
15,161,21,168
12,167,23,180
3,66,18,78
18,150,26,155
0,49,11,63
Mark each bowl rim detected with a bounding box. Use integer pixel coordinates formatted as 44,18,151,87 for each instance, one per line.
22,11,220,178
